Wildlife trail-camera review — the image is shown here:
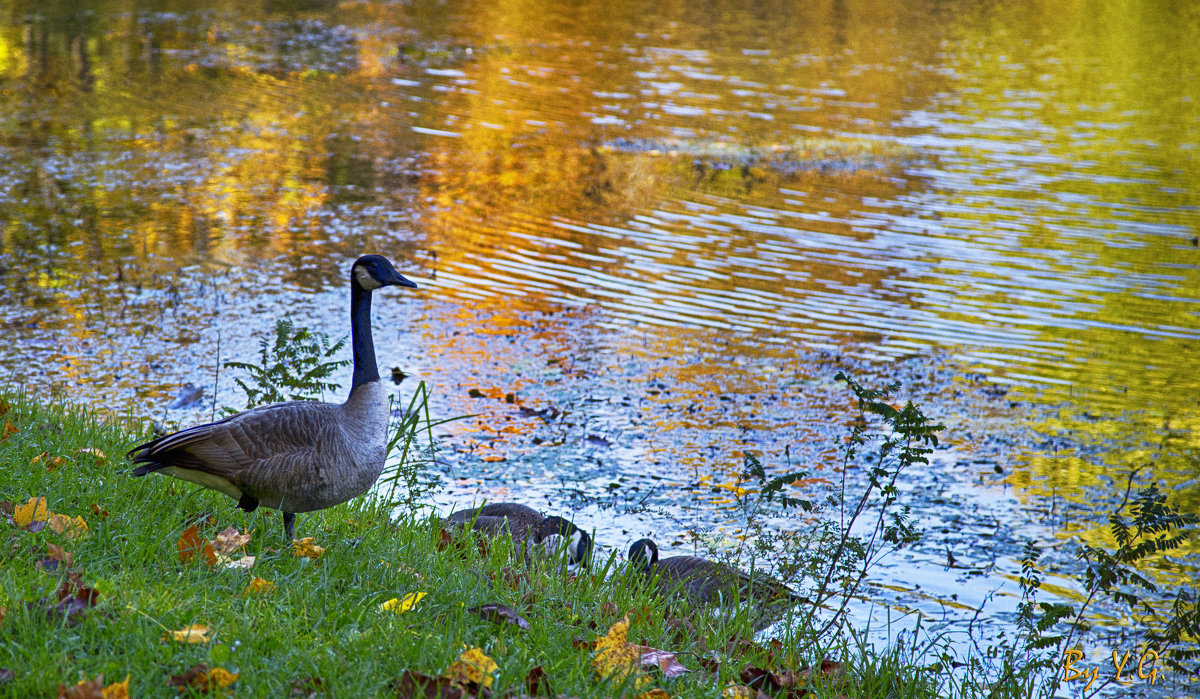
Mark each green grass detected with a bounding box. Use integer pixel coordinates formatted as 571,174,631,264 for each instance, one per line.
0,388,945,697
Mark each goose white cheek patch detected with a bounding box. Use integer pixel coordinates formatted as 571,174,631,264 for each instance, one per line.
354,266,382,290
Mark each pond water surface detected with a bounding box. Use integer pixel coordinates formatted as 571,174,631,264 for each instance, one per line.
2,0,1199,691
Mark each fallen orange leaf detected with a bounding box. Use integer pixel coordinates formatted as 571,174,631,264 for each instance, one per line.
1,420,16,442
243,577,275,595
101,675,130,699
292,537,325,559
208,667,239,689
177,524,203,563
445,646,498,690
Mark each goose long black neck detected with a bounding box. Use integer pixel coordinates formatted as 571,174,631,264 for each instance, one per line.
349,283,379,389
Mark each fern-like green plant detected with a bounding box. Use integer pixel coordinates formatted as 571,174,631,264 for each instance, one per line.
224,318,349,409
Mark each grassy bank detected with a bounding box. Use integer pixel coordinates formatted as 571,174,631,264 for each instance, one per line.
0,389,941,698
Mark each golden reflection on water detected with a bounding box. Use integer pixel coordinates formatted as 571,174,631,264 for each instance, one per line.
2,0,1200,629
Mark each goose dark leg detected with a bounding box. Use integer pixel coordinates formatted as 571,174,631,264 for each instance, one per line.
283,512,296,540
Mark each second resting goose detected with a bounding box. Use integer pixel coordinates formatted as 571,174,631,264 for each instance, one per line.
628,538,804,608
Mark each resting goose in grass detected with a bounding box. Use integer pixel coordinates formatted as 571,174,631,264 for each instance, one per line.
446,502,593,568
628,538,804,608
128,254,417,539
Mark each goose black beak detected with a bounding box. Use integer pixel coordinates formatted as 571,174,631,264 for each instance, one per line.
385,271,418,289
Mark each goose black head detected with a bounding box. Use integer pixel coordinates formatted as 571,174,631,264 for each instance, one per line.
628,538,658,574
352,254,418,291
539,516,593,568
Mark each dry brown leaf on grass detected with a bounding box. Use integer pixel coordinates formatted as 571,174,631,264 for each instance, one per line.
293,537,325,559
168,664,239,693
391,670,468,699
212,526,251,554
289,676,326,698
56,674,129,699
1,420,17,442
445,647,498,690
38,542,74,573
468,603,530,630
524,665,553,696
638,648,689,679
31,571,101,626
165,624,211,644
90,504,109,520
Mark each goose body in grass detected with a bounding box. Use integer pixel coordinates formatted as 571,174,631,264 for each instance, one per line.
628,538,804,608
446,502,594,567
127,254,417,539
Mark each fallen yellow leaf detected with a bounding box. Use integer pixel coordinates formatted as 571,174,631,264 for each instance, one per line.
446,647,498,689
640,690,671,699
47,513,90,539
723,685,756,698
77,447,107,462
102,674,131,699
381,591,426,613
594,616,648,688
292,537,325,559
212,526,251,554
208,667,239,688
243,577,275,595
166,624,210,644
14,496,50,527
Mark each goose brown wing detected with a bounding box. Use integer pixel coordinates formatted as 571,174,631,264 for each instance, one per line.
128,401,340,485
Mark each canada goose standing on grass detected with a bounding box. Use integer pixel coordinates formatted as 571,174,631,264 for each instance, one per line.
128,254,417,539
628,538,803,607
446,503,594,567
